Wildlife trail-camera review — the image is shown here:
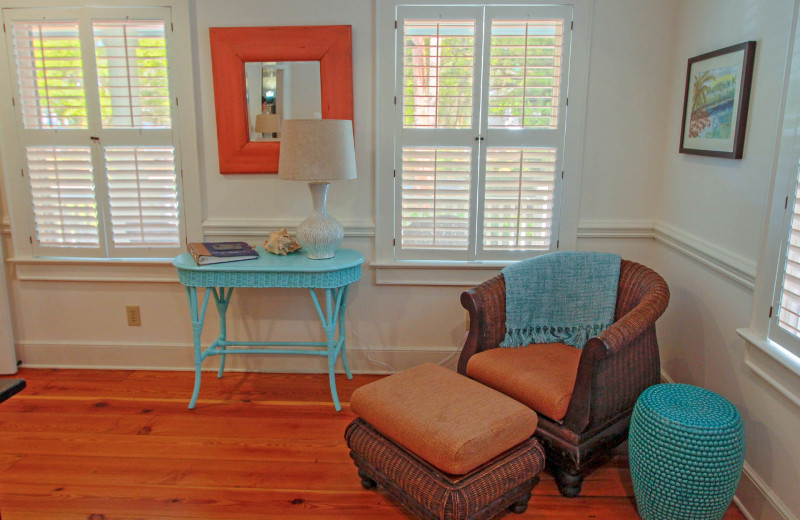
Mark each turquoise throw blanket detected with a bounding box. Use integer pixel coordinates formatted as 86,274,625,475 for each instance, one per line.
500,251,621,349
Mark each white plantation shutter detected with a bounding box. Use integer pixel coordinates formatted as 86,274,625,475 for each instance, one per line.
93,20,171,129
12,21,88,129
394,5,571,261
3,7,183,258
776,170,800,340
482,148,555,250
26,146,99,246
401,147,471,249
105,146,179,246
403,20,475,129
488,20,563,129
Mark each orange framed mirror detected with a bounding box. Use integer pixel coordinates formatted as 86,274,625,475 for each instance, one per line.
209,25,353,174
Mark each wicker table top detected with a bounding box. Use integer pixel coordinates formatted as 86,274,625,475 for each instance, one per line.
173,247,364,289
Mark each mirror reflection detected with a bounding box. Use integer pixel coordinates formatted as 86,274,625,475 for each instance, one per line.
245,61,322,142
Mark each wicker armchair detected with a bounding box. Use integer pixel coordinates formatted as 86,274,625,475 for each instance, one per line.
457,259,669,497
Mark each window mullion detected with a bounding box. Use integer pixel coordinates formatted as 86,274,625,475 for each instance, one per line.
473,6,491,261
79,10,112,256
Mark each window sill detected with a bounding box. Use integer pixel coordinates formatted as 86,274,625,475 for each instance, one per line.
6,256,179,283
736,328,800,409
372,261,509,286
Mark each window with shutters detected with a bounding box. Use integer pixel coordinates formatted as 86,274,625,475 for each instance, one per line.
0,6,185,259
391,4,573,262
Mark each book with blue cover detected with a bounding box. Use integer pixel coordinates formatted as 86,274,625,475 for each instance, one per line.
187,241,259,265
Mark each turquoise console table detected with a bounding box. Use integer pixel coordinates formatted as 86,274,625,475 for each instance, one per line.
173,247,364,411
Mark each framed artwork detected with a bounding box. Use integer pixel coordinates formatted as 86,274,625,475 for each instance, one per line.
679,41,756,159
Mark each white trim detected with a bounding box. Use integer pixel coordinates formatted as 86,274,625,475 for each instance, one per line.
737,327,800,410
576,219,656,239
201,218,375,238
15,340,459,374
0,216,9,236
7,256,178,283
576,219,757,289
373,261,504,286
375,218,757,287
653,222,757,289
735,461,798,520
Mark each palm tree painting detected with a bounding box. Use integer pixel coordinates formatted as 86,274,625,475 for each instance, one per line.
680,41,755,159
687,65,738,139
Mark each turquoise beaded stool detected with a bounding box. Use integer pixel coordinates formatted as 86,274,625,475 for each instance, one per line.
629,384,745,520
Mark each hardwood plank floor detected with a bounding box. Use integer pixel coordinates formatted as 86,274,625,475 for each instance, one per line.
0,368,748,519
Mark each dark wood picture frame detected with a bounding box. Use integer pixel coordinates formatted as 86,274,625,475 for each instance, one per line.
209,25,354,174
679,41,756,159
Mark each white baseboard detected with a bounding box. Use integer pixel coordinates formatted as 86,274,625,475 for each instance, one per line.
735,462,797,520
15,340,459,374
661,369,795,520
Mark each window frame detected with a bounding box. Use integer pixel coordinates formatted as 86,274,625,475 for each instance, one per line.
375,0,593,277
741,3,800,403
0,0,200,262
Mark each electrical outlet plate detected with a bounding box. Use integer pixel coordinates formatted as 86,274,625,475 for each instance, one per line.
126,306,141,326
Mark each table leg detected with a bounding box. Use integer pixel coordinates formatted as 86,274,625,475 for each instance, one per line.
338,285,353,380
212,287,234,378
186,286,211,409
310,288,343,411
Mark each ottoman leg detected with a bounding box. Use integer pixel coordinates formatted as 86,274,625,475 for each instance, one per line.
508,475,538,514
357,468,377,490
554,466,584,498
509,492,531,514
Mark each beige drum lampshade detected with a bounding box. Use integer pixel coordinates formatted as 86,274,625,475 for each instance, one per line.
277,119,356,181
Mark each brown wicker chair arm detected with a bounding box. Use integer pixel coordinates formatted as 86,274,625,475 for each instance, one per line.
595,266,669,356
456,274,506,375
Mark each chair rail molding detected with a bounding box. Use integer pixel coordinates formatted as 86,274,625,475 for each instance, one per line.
576,219,757,289
202,218,375,239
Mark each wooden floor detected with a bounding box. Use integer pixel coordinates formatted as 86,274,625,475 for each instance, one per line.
0,368,747,520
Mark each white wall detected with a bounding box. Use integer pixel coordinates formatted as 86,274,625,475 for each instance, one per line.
650,1,800,518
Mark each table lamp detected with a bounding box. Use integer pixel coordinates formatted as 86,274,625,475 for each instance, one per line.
254,113,281,139
278,119,357,259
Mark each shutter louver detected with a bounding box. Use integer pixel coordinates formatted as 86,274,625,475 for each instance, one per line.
488,19,563,129
104,146,179,247
26,146,99,246
482,148,555,250
12,21,88,129
403,20,475,129
778,175,800,337
93,20,171,129
401,147,471,249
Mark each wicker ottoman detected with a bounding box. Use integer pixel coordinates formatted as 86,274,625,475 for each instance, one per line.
345,363,544,520
629,384,745,520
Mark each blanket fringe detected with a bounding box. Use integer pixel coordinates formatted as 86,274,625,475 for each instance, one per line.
500,323,608,349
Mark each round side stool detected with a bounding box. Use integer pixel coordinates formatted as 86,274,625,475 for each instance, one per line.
629,383,745,520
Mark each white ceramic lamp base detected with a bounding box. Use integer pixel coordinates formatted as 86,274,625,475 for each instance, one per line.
297,182,343,259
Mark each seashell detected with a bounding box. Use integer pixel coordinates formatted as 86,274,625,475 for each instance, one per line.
264,228,302,255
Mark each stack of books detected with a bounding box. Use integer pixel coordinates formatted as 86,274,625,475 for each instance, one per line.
187,241,259,265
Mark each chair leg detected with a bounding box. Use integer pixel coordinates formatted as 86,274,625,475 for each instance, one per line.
508,492,531,514
554,466,585,497
358,468,377,490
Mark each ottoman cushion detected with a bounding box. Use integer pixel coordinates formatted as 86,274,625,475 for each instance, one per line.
466,342,581,421
350,363,538,475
